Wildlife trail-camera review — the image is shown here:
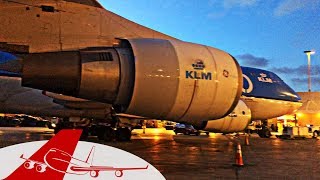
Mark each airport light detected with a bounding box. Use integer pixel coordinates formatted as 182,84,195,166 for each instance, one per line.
304,50,315,92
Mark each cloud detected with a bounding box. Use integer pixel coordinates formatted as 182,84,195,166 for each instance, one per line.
274,0,320,16
291,77,320,87
237,53,269,67
207,0,258,18
271,65,320,76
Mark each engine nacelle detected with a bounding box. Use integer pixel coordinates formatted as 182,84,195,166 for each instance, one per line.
203,100,251,133
22,39,243,122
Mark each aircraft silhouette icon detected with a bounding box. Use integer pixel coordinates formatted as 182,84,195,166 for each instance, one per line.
6,130,148,179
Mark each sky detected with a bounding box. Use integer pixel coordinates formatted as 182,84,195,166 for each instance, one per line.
100,0,320,92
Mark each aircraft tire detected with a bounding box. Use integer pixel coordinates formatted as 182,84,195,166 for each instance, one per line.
115,170,123,177
96,126,105,140
103,127,115,142
90,170,99,178
80,127,89,140
116,128,131,141
313,131,319,138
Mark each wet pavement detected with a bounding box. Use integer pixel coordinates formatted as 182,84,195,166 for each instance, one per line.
0,127,320,179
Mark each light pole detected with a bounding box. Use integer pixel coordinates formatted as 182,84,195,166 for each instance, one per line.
304,50,315,92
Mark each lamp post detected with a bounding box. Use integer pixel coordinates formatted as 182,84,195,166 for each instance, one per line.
304,50,315,92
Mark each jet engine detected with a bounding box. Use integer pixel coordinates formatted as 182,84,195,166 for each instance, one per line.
21,38,243,123
203,100,251,133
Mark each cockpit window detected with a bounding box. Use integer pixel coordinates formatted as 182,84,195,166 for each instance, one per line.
63,0,103,8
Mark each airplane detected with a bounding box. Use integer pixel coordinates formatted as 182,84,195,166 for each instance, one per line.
0,0,302,140
20,146,149,178
7,129,149,179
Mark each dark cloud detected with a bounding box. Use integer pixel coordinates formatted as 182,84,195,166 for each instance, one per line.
291,77,320,87
271,65,320,76
237,53,269,67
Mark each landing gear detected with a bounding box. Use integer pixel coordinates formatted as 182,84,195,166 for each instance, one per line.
95,107,132,142
96,126,131,142
52,107,132,142
258,126,271,138
116,127,132,141
97,126,115,141
313,131,319,138
53,117,90,140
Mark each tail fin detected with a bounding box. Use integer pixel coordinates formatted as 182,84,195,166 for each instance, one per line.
85,146,95,165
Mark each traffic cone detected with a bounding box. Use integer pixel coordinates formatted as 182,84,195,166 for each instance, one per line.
245,134,250,146
234,143,244,167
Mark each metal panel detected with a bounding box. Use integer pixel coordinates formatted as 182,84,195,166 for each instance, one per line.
79,49,120,103
22,51,81,95
125,39,180,119
166,40,218,122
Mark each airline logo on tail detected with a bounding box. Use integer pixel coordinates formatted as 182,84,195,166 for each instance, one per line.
0,130,164,179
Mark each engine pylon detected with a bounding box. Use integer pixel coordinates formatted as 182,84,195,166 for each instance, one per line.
234,143,244,167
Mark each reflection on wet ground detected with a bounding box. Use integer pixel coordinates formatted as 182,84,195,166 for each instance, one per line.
0,127,320,179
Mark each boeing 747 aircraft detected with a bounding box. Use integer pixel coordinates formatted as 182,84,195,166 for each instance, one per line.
0,0,302,141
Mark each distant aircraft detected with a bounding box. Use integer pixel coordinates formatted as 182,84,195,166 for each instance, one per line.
0,0,302,140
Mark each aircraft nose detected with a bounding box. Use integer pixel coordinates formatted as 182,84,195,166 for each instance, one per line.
0,51,22,76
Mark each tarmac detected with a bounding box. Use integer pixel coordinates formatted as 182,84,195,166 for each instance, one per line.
0,127,320,179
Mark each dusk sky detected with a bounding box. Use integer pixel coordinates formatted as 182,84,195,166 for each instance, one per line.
101,0,320,92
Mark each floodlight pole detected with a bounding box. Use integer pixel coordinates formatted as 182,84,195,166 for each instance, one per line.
304,50,315,92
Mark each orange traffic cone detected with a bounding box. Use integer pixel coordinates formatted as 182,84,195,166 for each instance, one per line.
245,134,250,146
234,143,244,167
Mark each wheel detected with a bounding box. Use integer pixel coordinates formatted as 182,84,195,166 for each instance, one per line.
96,126,105,140
90,170,99,178
116,128,132,141
258,128,271,138
264,129,271,138
258,131,266,138
313,131,319,138
24,161,35,169
103,127,115,142
36,164,46,173
80,127,89,140
115,170,123,177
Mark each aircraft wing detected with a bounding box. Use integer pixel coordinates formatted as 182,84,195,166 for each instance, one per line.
70,165,149,171
0,75,149,123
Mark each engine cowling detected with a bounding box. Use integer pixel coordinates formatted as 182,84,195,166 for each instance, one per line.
22,38,243,122
203,100,251,133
